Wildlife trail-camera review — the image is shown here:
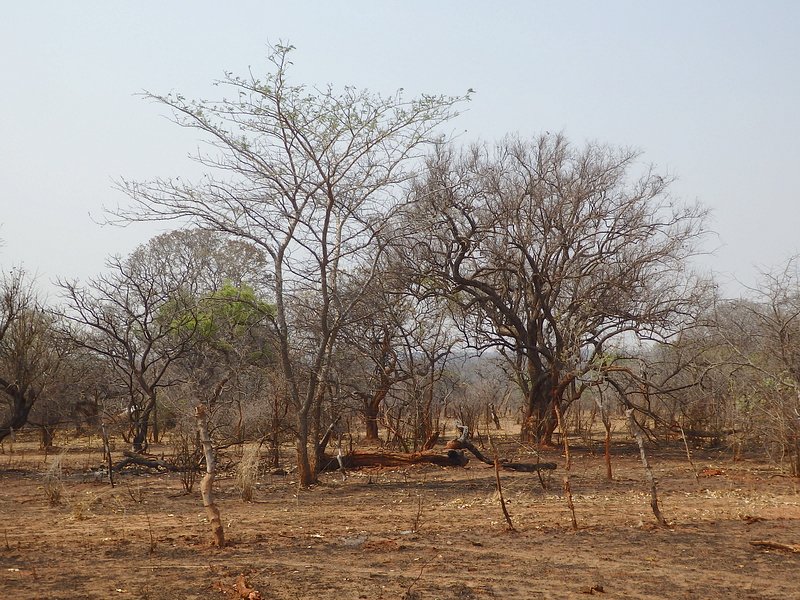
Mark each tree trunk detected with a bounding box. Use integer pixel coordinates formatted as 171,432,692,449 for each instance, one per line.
270,397,281,469
364,400,380,440
132,408,151,453
626,408,668,527
131,392,157,453
295,409,314,487
0,386,37,444
521,387,557,446
151,401,160,444
195,404,224,547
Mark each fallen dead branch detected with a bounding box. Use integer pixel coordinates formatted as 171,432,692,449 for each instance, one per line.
319,449,469,471
749,540,800,553
233,573,263,599
318,426,556,473
112,451,180,473
446,428,557,473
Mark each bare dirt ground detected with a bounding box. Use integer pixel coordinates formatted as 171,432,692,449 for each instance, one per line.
1,433,799,600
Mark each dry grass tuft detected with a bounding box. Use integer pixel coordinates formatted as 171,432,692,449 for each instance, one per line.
235,444,261,502
43,451,66,506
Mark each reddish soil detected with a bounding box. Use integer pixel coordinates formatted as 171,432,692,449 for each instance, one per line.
1,435,798,599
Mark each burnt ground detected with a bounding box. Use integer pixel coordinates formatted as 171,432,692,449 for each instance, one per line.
1,435,798,599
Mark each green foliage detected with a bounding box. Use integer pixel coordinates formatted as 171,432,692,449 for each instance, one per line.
166,281,274,344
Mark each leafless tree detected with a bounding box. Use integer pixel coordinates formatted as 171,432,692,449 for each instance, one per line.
0,269,66,443
334,274,414,441
113,45,468,485
58,246,202,452
714,257,800,473
409,134,710,444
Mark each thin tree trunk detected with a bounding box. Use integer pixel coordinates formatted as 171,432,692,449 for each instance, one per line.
626,408,668,527
488,435,515,532
604,418,613,481
195,404,224,547
151,401,159,444
555,404,578,530
364,402,380,440
101,423,114,487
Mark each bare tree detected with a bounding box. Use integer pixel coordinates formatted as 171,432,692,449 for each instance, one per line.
715,257,800,473
58,247,202,452
335,280,414,441
113,45,468,485
410,135,709,444
0,269,66,443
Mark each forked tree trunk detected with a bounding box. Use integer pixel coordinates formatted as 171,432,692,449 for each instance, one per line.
522,393,557,445
195,404,224,547
132,394,157,453
520,367,559,446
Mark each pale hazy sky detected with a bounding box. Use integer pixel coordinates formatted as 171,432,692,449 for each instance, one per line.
1,1,798,298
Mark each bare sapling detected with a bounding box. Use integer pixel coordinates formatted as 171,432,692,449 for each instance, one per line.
100,423,114,487
626,408,668,527
195,404,224,547
554,404,578,530
677,422,700,483
488,435,516,532
411,494,424,534
593,392,613,480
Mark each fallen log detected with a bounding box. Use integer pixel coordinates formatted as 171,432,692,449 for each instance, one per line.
669,426,737,440
750,540,800,553
319,449,468,471
446,437,556,472
500,461,557,472
112,450,180,472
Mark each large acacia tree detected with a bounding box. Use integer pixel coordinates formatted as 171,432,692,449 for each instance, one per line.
115,45,468,485
409,135,710,444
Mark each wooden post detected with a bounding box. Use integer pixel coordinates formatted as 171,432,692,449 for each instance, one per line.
195,404,224,547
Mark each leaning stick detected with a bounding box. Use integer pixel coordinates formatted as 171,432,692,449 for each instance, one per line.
626,408,668,527
488,434,516,532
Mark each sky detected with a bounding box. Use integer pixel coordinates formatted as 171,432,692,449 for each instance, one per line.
1,1,798,299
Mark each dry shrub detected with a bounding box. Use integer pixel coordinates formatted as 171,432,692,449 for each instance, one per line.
43,451,66,506
171,431,202,493
68,489,109,521
235,444,260,502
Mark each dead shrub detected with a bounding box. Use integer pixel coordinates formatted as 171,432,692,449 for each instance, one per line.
171,431,202,493
43,451,66,506
235,444,260,502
